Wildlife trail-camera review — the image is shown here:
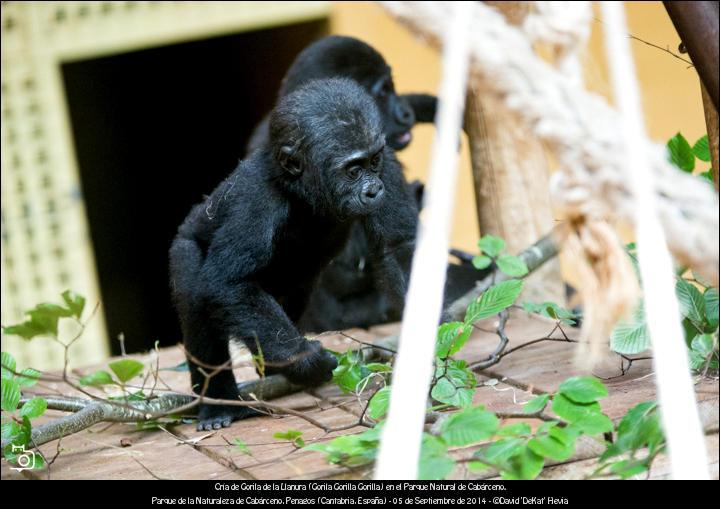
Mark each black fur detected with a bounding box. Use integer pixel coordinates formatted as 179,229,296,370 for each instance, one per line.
170,79,417,430
246,36,481,332
246,36,434,155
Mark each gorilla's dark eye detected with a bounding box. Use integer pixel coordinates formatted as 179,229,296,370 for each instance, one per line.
370,153,382,171
376,79,391,99
346,166,362,180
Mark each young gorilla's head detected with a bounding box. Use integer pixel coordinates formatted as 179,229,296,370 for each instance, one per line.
269,78,388,219
279,36,415,150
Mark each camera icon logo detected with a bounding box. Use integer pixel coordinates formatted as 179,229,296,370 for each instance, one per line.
10,444,39,472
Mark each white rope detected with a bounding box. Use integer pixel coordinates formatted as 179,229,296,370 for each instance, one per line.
600,2,709,480
380,1,719,285
523,1,592,85
374,1,472,480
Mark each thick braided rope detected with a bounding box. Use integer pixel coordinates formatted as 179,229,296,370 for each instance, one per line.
521,2,638,359
380,1,719,285
523,0,592,82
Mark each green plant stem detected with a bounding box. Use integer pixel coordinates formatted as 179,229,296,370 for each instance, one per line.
447,230,560,321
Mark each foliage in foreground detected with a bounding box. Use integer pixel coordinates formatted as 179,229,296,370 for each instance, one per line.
306,233,683,479
2,219,715,478
311,205,717,478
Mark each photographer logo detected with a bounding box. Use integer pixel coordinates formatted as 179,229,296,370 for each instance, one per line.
10,445,39,472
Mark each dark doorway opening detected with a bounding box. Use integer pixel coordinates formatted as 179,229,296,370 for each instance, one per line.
62,19,328,355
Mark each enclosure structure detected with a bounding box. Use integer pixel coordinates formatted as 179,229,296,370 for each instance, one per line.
0,1,330,369
1,0,718,481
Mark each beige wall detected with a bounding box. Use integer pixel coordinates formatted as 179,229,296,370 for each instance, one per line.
331,1,708,254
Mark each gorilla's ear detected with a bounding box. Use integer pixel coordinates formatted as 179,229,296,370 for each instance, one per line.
278,145,303,176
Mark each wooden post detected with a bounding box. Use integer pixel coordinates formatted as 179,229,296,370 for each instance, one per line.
465,1,565,303
701,82,719,191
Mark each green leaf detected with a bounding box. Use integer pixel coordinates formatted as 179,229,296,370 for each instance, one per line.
523,394,550,414
474,437,524,465
431,359,475,408
690,334,716,371
683,317,702,346
464,279,523,324
23,304,71,337
528,426,576,461
1,321,48,340
609,459,649,479
35,303,74,319
273,429,303,440
20,397,47,419
304,427,380,467
667,132,695,172
1,421,22,442
557,376,608,404
704,288,718,330
2,297,83,340
332,351,370,394
3,418,45,470
472,255,492,270
439,406,498,446
61,290,86,319
274,429,305,447
418,434,455,480
496,255,528,277
536,421,559,435
497,422,532,438
365,363,392,373
16,368,41,387
551,394,613,435
699,170,715,184
692,135,711,162
109,359,144,383
466,461,491,472
676,278,706,330
1,378,21,412
1,352,16,380
611,302,650,355
601,402,663,461
478,235,505,258
368,386,391,420
233,438,251,455
500,447,545,480
689,349,706,371
2,418,31,454
436,322,471,358
79,370,115,386
523,301,579,325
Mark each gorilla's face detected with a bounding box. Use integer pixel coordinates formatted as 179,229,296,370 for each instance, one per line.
271,78,388,219
370,74,415,150
327,142,387,218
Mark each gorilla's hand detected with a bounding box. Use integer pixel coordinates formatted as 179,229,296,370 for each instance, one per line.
268,340,338,387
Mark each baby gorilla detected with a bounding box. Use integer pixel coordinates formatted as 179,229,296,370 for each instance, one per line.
169,78,417,430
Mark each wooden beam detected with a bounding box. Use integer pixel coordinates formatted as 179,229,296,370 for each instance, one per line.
701,82,719,191
465,1,565,303
663,1,719,110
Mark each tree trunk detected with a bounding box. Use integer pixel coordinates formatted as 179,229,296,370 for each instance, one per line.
701,82,719,191
465,1,565,303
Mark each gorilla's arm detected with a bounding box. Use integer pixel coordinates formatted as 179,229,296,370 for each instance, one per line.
362,156,419,312
403,93,438,124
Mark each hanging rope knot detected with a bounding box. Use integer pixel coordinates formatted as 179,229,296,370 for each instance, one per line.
558,216,638,368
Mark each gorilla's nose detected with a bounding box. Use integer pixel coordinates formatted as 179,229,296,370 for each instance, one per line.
362,182,385,204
